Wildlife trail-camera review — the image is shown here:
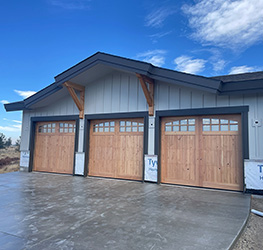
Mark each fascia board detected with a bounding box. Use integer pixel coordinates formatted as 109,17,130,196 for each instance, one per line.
220,79,263,95
24,83,63,108
4,101,26,111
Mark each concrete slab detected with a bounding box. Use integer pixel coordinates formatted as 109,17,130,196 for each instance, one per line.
0,172,250,249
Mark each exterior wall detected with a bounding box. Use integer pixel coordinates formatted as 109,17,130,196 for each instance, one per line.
155,81,263,159
85,72,147,114
20,71,148,173
20,95,79,151
19,72,263,174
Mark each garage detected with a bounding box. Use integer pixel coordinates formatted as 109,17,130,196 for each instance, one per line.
88,118,144,180
33,121,76,174
161,114,243,191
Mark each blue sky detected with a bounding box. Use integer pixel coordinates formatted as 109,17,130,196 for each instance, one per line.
1,0,263,142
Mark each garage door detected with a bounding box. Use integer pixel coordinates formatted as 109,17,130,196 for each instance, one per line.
33,121,76,174
88,118,144,180
161,115,243,191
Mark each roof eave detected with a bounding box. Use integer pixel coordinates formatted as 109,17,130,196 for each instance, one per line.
4,101,26,112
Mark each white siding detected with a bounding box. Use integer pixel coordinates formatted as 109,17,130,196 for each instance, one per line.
20,95,79,151
85,72,147,114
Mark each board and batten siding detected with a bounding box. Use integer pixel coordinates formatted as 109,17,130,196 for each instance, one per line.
20,95,79,151
20,71,263,160
85,72,147,114
20,71,148,152
155,81,263,159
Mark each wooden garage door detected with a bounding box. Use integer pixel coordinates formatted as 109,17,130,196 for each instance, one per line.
88,118,144,180
161,115,243,191
33,121,76,174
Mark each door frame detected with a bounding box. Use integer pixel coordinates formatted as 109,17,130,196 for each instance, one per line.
29,115,80,175
155,106,249,190
83,112,149,180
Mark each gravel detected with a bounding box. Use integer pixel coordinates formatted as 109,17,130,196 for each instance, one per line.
233,195,263,250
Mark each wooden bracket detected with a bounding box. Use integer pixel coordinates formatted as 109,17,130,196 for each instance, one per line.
136,74,154,116
63,81,85,119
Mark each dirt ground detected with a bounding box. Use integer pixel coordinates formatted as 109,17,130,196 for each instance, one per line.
0,147,20,174
233,195,263,250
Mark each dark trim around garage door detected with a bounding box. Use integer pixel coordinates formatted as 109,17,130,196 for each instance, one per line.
83,112,149,180
155,106,249,190
29,115,80,175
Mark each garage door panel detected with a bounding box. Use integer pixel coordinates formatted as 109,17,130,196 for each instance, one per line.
33,121,75,174
201,119,242,191
161,117,199,186
89,118,144,180
161,115,243,191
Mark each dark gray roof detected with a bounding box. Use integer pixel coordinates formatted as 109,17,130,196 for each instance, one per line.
54,52,221,93
4,52,263,112
210,71,263,95
211,71,263,82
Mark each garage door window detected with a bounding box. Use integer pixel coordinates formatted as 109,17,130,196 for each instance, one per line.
202,118,238,132
119,121,144,132
93,121,115,133
38,123,56,133
59,123,76,133
165,118,195,132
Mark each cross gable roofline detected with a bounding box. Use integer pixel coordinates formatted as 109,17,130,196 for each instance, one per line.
4,52,263,112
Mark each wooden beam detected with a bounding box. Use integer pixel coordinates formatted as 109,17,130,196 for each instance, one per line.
63,81,85,119
64,81,85,92
148,78,154,116
79,87,85,119
136,73,154,116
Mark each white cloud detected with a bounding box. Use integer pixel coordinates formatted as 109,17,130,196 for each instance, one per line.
136,50,166,67
3,118,22,124
0,100,9,104
182,0,263,49
229,66,258,75
213,59,226,72
0,125,21,132
149,31,172,43
145,7,176,28
174,55,206,74
12,124,22,129
14,90,36,99
48,0,90,10
12,120,22,124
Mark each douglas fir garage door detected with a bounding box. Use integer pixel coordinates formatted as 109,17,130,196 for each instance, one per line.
88,118,144,180
33,121,76,174
161,115,243,191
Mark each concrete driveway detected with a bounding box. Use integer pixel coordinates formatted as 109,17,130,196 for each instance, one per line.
0,172,250,250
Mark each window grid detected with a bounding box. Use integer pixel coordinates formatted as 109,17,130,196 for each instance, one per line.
93,121,115,133
38,123,56,133
165,119,195,132
120,121,144,132
202,118,238,132
59,123,76,133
